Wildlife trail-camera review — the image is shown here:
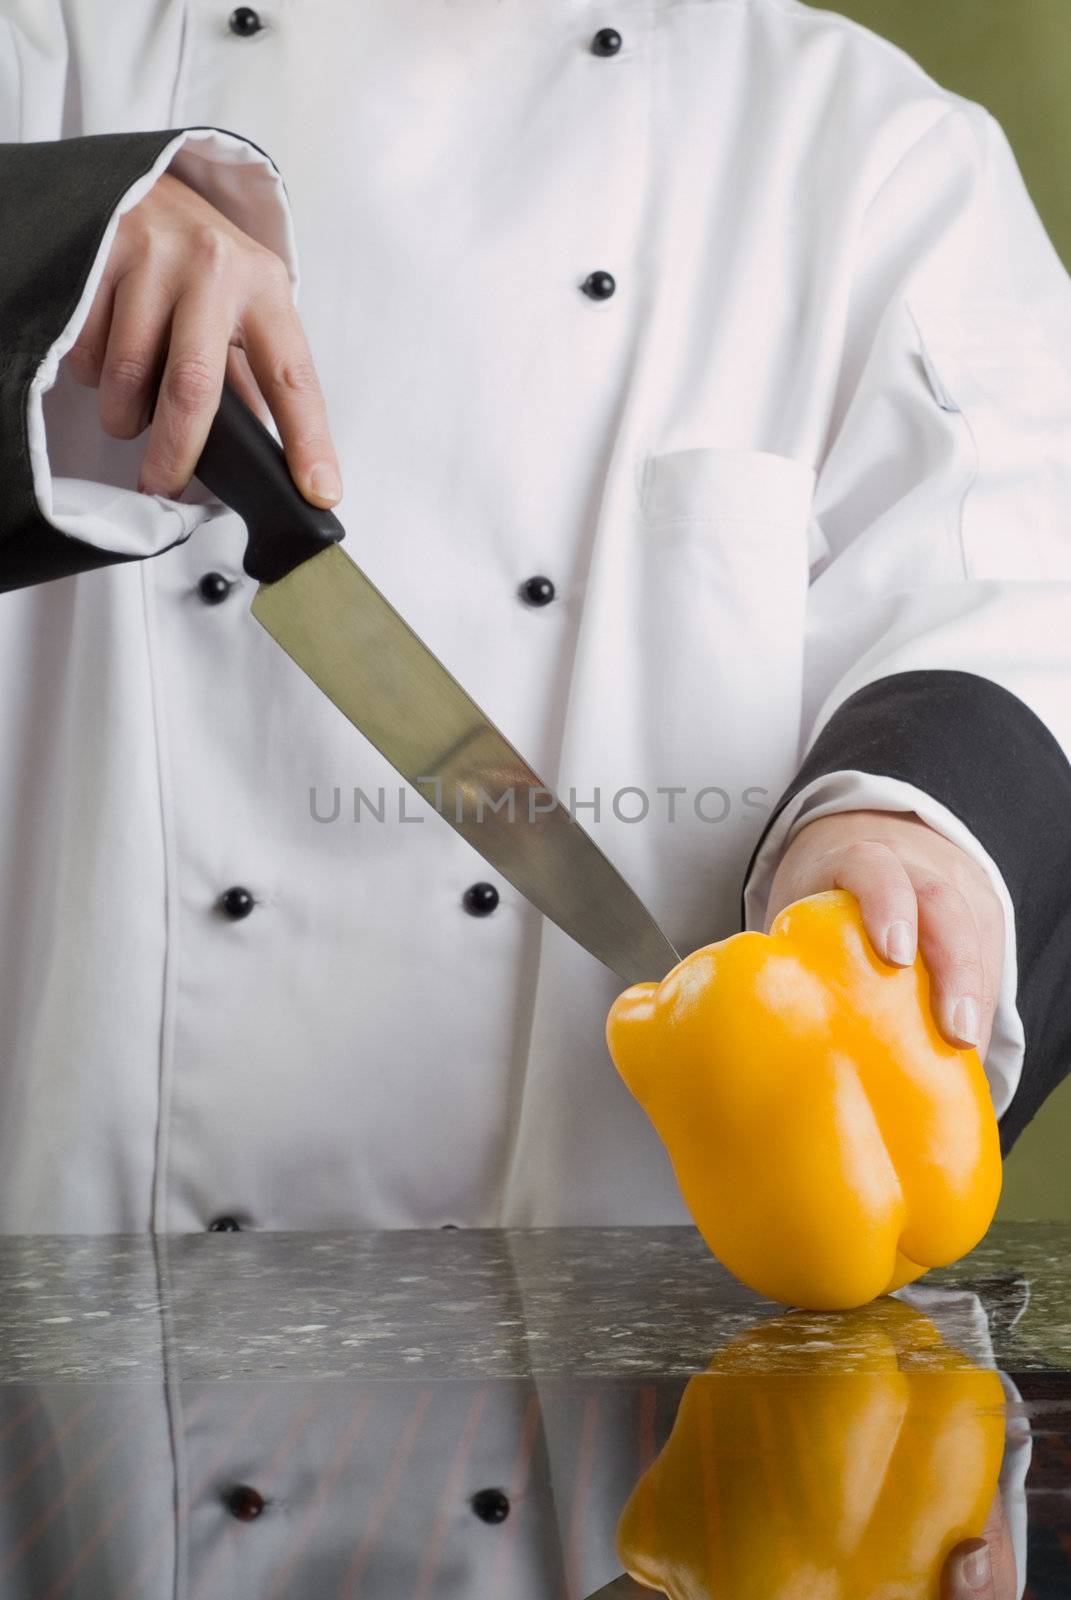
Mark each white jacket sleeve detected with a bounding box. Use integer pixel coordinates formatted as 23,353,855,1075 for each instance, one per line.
0,16,298,588
742,103,1071,1151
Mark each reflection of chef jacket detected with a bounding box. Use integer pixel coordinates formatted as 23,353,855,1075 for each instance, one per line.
0,1234,656,1598
0,1253,1031,1600
2,0,1071,1233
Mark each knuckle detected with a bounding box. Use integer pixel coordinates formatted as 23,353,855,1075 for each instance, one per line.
104,352,153,400
190,224,234,277
979,974,1000,1015
162,355,219,415
255,246,293,294
840,839,890,864
835,839,901,882
123,211,165,261
914,875,960,912
246,244,292,299
139,450,184,496
269,356,322,398
289,430,334,464
66,340,103,385
951,954,985,995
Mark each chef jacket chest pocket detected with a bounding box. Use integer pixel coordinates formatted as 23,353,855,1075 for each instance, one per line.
625,445,817,782
636,443,816,625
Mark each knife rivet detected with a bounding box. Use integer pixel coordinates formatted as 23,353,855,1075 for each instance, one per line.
463,882,500,917
219,886,256,921
519,575,556,607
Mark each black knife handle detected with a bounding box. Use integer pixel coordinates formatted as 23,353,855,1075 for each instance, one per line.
195,383,345,584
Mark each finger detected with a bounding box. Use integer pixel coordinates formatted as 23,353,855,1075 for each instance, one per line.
913,876,986,1049
97,271,172,439
778,838,919,967
960,869,1005,1060
64,274,118,389
224,344,274,431
138,287,232,499
240,275,342,507
941,1537,995,1599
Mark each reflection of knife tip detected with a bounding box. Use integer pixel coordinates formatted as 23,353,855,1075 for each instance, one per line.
583,1575,651,1599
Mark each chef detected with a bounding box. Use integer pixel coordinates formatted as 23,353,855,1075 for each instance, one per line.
1,0,1070,1247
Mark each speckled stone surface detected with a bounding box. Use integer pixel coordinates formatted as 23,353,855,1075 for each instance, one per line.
0,1222,1066,1383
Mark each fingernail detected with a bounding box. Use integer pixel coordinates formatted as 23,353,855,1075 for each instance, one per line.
952,996,981,1047
884,920,915,965
309,464,342,504
960,1540,992,1590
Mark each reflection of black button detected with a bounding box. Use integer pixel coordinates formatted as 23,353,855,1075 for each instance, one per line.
209,1217,242,1233
219,886,255,921
591,28,623,56
225,1485,266,1521
520,575,555,607
471,1488,510,1524
463,882,499,917
228,7,263,36
198,571,234,605
581,270,616,301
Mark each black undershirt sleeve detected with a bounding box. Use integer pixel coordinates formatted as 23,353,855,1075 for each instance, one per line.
0,130,270,592
741,669,1071,1155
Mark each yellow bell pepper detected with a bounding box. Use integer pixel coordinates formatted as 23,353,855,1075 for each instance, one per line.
606,889,1001,1309
617,1300,1007,1600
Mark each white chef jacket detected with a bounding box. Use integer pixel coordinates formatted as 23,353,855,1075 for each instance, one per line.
2,0,1071,1233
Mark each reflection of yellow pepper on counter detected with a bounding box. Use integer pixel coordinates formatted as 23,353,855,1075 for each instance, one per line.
617,1300,1006,1600
606,889,1002,1309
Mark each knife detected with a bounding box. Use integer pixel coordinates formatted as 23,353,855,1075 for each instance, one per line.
582,1576,651,1598
195,386,681,987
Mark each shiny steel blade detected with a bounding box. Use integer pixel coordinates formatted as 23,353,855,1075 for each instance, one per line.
251,544,680,986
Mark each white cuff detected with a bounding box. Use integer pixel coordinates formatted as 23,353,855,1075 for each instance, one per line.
27,128,298,559
742,770,1024,1118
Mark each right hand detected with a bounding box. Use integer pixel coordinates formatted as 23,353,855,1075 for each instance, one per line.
64,171,342,509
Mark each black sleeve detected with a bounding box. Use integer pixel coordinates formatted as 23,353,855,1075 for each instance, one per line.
741,669,1071,1155
0,131,207,591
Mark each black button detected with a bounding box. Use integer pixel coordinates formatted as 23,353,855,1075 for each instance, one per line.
228,7,263,36
219,886,255,921
591,28,623,56
209,1216,242,1232
581,270,616,301
471,1487,510,1524
197,571,234,605
224,1484,266,1521
441,1223,460,1231
463,882,499,917
519,575,555,607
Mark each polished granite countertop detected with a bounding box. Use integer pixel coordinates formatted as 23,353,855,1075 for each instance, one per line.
0,1223,1066,1599
0,1221,1068,1382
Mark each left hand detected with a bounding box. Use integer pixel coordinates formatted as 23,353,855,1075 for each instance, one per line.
765,810,1004,1059
940,1487,1018,1598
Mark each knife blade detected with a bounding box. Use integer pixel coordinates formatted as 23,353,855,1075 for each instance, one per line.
582,1576,651,1599
195,386,680,987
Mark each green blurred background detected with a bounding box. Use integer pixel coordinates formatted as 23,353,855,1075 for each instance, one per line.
802,1,1071,1220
